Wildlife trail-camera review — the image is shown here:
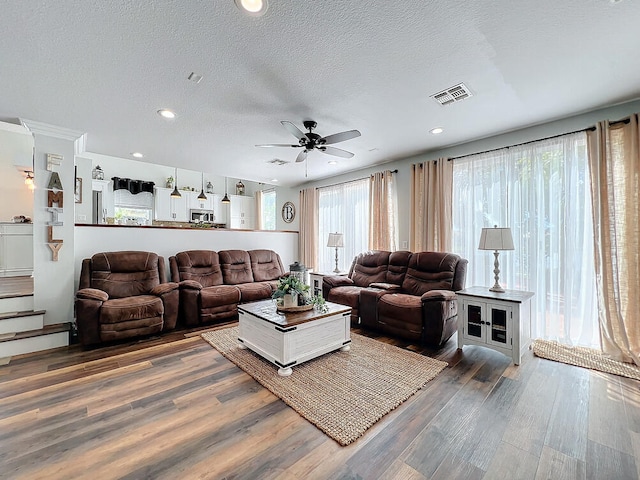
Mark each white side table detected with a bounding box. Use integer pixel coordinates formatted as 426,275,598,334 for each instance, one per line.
308,271,348,299
457,286,534,365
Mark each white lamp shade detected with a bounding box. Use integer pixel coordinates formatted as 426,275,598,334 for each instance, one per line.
478,227,514,251
327,233,344,248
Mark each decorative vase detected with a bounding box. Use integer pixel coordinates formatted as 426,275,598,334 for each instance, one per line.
283,293,298,308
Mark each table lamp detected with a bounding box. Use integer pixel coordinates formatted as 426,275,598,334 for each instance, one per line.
327,233,344,273
478,225,514,293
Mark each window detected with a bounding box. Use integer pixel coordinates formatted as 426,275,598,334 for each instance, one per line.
113,190,153,226
261,189,276,230
317,179,369,273
452,133,598,347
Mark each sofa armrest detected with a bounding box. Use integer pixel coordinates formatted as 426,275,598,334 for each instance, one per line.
323,276,354,289
322,275,354,299
150,282,179,330
150,282,179,296
76,288,109,302
421,289,456,302
179,279,203,291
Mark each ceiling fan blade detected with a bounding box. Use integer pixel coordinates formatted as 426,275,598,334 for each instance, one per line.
281,121,306,142
321,129,361,145
321,146,354,158
255,144,302,148
296,150,308,163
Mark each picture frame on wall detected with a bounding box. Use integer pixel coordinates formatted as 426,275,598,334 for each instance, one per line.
75,177,82,203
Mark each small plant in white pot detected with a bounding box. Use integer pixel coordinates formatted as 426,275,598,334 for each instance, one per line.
272,276,328,312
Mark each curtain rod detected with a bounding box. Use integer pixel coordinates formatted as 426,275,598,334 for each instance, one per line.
448,117,631,161
311,169,398,190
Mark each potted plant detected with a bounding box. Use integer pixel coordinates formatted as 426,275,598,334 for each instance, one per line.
166,176,174,188
271,275,328,312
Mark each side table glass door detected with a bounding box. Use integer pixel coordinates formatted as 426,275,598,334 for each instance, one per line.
464,300,487,343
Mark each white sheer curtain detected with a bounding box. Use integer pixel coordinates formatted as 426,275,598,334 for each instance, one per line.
453,132,598,347
317,178,370,273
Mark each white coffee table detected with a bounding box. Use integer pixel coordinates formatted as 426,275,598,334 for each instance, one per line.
237,299,352,376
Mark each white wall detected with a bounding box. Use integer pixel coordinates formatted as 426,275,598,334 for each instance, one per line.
297,98,640,250
74,156,93,223
74,226,298,288
31,131,79,326
0,123,34,222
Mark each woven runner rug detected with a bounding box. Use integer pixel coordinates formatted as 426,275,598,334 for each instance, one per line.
201,326,447,446
532,339,640,381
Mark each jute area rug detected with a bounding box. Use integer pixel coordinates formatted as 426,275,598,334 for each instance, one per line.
201,326,447,446
532,339,640,381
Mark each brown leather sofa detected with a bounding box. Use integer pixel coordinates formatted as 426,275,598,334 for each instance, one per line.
169,249,285,326
75,251,179,346
323,250,467,347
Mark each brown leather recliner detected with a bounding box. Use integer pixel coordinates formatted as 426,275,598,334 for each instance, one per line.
169,249,285,326
75,251,179,346
323,250,467,347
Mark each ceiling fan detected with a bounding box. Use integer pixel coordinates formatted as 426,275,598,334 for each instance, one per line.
256,120,361,163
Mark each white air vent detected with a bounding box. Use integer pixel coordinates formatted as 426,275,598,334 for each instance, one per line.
268,159,289,166
431,83,473,106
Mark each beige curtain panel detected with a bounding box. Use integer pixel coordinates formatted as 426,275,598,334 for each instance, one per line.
369,170,398,251
298,187,318,271
587,114,640,365
254,190,264,230
410,158,453,252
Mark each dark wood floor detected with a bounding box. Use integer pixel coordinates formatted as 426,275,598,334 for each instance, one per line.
1,324,639,480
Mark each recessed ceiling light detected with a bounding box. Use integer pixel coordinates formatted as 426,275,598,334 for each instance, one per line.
234,0,268,16
430,127,444,135
270,178,278,182
131,152,144,158
328,160,338,165
157,109,176,119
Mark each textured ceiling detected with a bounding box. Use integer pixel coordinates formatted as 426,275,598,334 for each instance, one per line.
1,0,639,187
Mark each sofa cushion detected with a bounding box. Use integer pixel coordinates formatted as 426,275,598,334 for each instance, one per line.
249,249,285,282
401,252,460,296
90,251,160,298
219,250,254,285
100,295,164,324
100,317,164,341
350,250,390,287
387,250,412,285
200,285,241,309
174,250,223,288
377,293,423,341
236,282,273,302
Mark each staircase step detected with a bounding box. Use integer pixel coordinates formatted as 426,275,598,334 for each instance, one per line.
0,295,34,313
0,310,45,334
0,323,70,359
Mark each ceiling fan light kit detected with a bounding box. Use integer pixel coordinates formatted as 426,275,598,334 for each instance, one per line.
256,120,361,164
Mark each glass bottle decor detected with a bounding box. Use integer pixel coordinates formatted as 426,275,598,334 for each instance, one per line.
206,181,214,194
236,180,245,195
92,165,104,180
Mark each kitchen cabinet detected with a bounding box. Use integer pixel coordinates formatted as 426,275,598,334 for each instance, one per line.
187,191,213,211
229,195,255,229
154,187,188,222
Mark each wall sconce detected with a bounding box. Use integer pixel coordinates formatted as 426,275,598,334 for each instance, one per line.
24,171,34,190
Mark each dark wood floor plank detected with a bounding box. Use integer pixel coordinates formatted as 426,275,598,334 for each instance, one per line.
543,360,590,461
1,328,640,478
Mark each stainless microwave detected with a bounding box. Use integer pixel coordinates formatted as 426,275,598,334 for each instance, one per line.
190,209,215,223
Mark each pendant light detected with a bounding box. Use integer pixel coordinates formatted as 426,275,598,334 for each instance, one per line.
197,172,207,200
221,177,231,204
170,168,181,198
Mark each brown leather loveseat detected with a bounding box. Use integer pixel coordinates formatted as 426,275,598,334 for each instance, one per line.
323,250,467,347
75,251,179,346
169,249,285,326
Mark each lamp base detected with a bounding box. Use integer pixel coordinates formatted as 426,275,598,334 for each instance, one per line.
489,285,505,293
333,268,341,274
489,250,505,293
